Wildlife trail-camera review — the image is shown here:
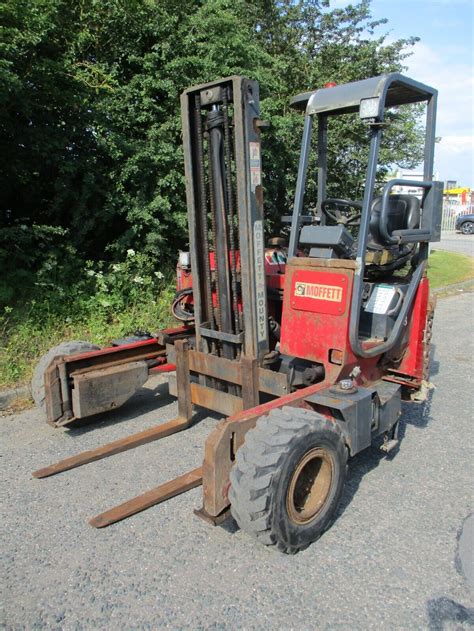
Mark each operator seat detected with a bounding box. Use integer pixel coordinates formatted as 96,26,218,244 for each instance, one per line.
369,194,420,245
366,194,420,274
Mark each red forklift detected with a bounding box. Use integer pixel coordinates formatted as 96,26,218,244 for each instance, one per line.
33,73,442,553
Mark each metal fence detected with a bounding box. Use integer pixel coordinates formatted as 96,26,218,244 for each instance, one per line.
441,200,473,231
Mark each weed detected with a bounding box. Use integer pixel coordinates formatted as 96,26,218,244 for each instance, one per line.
0,250,175,388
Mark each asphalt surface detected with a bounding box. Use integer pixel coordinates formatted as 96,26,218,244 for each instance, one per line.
2,292,474,630
438,232,474,257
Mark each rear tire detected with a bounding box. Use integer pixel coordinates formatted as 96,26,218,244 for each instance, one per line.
460,221,473,235
31,341,100,412
229,406,348,554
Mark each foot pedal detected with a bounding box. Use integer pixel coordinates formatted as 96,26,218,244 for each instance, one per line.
380,439,399,453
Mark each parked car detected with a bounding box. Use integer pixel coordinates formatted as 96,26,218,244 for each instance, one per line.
455,213,474,235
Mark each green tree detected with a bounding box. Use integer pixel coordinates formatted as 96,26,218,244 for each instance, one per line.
0,0,423,288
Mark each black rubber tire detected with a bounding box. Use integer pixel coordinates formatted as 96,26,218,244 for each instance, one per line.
229,406,348,554
31,341,100,412
460,221,473,235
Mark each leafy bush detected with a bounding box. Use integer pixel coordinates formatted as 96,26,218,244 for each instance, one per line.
0,249,175,388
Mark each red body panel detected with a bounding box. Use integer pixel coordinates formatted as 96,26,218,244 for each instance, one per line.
281,265,353,366
176,248,286,293
388,276,430,384
177,253,430,388
281,260,379,384
280,258,429,388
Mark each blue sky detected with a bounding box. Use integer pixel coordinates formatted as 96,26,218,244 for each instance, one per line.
334,0,474,187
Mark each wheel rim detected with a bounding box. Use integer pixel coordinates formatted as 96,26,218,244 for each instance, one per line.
462,222,473,234
286,447,334,525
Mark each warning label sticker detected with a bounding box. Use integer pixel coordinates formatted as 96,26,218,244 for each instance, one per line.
364,284,396,314
250,167,261,190
249,142,261,192
249,142,260,163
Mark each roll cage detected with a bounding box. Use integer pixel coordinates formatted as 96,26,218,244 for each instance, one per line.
287,73,443,358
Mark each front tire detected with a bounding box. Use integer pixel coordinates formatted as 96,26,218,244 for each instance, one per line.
229,406,348,554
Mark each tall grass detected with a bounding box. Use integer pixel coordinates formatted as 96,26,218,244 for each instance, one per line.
427,250,474,288
0,250,175,388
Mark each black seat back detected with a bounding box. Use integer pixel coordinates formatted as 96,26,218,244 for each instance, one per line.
369,194,420,247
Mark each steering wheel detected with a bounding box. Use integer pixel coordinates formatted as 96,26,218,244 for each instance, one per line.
321,198,362,226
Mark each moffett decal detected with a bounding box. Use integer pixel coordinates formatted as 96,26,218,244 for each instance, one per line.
291,270,349,316
294,282,343,302
253,220,268,344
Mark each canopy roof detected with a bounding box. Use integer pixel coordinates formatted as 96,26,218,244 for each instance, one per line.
290,73,437,117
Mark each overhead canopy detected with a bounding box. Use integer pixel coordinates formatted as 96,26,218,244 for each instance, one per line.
290,73,437,117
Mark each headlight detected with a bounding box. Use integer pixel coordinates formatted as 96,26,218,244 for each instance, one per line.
359,97,380,120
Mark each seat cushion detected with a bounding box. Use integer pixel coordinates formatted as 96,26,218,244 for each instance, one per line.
369,194,420,247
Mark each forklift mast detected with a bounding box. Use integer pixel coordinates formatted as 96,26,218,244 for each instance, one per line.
180,76,269,364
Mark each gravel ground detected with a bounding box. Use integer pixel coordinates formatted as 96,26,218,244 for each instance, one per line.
2,292,473,630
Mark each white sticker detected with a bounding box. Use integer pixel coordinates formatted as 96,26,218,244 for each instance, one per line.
365,284,396,314
250,167,261,190
249,142,260,162
249,142,261,192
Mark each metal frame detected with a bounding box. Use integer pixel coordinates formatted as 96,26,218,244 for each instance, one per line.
43,327,191,427
34,76,284,527
287,73,440,358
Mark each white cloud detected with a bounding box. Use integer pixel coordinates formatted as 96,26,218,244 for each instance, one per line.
438,135,474,153
325,8,474,185
404,41,474,186
406,42,473,134
434,136,474,187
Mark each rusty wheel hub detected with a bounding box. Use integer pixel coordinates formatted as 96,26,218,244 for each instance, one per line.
286,448,334,525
